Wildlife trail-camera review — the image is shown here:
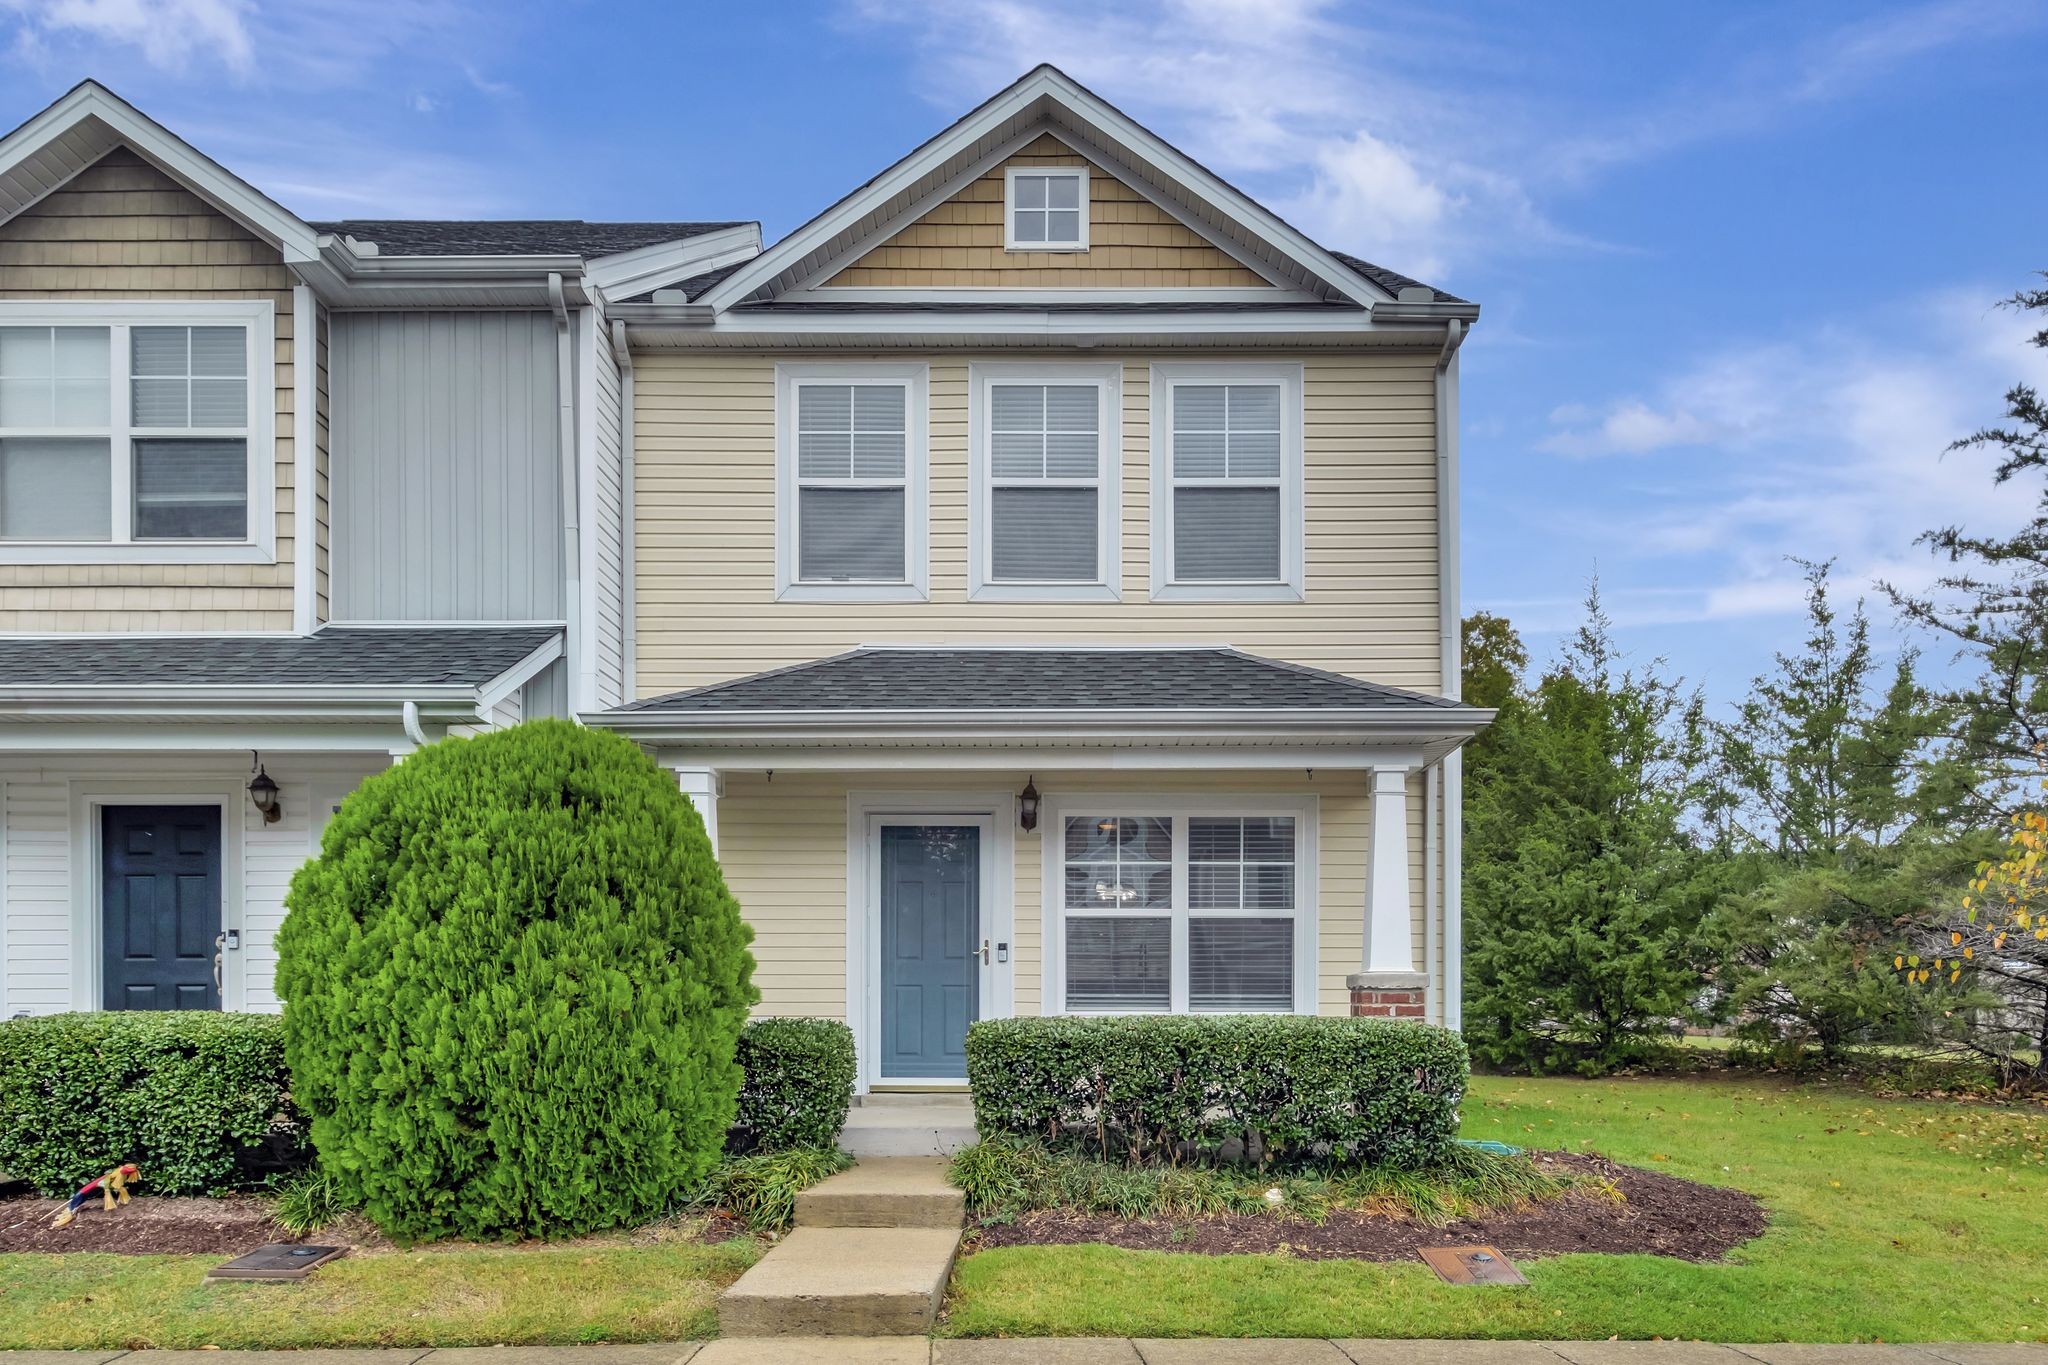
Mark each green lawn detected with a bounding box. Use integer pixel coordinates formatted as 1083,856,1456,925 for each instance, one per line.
0,1239,759,1350
943,1073,2048,1343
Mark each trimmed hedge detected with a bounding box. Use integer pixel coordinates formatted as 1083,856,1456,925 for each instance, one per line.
275,720,757,1242
728,1017,856,1155
965,1015,1469,1169
0,1011,305,1196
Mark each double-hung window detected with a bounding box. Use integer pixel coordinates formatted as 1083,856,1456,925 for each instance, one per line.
1149,362,1304,601
0,301,272,561
1004,165,1088,251
775,361,928,601
970,362,1120,600
1051,798,1315,1015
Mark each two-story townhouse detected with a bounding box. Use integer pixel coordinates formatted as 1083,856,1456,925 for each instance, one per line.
0,81,756,1016
583,67,1491,1091
0,69,1491,1093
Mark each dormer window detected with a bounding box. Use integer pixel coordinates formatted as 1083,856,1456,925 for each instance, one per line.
1005,166,1088,251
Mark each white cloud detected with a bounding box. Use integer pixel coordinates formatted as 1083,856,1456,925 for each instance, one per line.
1530,288,2046,627
1,0,254,73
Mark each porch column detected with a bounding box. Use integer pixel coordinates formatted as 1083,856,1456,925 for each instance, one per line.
669,764,722,857
1351,764,1427,1019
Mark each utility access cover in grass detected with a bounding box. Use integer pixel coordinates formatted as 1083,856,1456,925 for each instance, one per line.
207,1244,347,1281
1418,1244,1527,1285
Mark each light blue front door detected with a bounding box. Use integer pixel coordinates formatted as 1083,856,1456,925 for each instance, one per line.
879,824,980,1079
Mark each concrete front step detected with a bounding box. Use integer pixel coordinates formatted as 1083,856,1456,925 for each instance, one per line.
841,1099,978,1157
717,1226,961,1337
796,1156,965,1229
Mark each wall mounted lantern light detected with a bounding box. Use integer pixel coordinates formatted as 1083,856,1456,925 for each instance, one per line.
248,753,281,825
1018,776,1040,833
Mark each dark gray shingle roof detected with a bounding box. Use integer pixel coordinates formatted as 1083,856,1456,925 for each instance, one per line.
624,647,1459,714
629,260,747,303
0,626,559,688
1329,251,1467,305
310,220,748,258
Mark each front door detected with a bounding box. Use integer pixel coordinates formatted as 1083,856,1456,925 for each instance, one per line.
101,805,222,1010
879,824,980,1079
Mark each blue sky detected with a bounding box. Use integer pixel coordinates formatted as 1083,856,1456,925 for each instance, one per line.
3,0,2044,706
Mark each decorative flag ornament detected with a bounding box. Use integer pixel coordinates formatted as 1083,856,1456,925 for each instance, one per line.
49,1164,141,1229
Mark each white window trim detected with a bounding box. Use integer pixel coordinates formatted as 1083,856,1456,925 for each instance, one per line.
0,299,277,565
1040,792,1319,1018
1003,164,1090,253
968,360,1122,603
1148,361,1305,602
773,360,929,603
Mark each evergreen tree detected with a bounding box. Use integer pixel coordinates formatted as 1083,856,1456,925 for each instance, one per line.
1707,562,1979,1057
1464,588,1721,1074
1884,276,2048,817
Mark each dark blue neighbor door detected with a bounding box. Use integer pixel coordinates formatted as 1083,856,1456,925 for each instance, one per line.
101,805,222,1011
879,824,980,1079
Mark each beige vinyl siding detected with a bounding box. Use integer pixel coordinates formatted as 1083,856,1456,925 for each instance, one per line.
715,768,1430,1024
634,349,1442,694
824,135,1270,289
0,146,297,631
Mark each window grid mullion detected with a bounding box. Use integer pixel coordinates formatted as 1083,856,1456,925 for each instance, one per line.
109,322,132,544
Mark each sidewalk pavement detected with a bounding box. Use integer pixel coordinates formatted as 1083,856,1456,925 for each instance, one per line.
5,1341,2046,1365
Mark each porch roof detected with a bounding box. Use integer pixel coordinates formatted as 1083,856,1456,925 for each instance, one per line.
591,647,1492,767
0,625,560,690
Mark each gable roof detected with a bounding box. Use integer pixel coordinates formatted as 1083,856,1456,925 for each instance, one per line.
0,79,319,261
695,65,1454,315
311,219,750,259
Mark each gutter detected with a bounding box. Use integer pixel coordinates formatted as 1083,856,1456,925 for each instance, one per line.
587,704,1495,739
548,273,583,722
611,320,637,704
1435,316,1468,1031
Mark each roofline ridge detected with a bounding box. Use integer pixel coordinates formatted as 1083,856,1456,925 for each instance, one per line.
1218,647,1459,706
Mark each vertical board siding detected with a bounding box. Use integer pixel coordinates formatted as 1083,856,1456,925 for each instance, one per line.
0,147,297,631
329,312,563,622
590,316,627,707
825,135,1269,289
633,349,1442,693
716,768,1426,1024
2,778,71,1014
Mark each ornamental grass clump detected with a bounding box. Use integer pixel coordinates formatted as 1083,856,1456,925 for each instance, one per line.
274,719,756,1242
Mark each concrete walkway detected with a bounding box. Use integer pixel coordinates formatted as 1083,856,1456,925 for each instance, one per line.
5,1341,2044,1364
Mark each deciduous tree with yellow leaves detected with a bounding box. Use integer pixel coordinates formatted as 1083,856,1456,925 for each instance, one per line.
1899,780,2048,1088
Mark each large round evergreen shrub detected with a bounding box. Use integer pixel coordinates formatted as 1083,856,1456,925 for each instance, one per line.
274,720,755,1241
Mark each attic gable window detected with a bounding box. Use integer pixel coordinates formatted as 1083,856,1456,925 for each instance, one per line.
1005,166,1089,251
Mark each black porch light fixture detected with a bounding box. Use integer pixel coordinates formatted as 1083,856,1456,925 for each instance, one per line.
248,753,281,825
1018,776,1040,832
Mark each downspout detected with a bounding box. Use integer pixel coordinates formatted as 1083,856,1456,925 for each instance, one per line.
1435,318,1467,1030
611,320,637,704
401,700,427,747
548,273,582,720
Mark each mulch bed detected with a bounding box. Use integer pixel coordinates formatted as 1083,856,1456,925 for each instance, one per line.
0,1194,296,1255
0,1191,761,1257
963,1150,1768,1263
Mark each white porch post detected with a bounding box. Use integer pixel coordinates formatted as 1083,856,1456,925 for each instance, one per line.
669,764,722,857
1364,765,1413,972
1351,763,1427,1017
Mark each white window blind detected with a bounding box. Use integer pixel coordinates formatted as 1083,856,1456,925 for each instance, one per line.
1059,810,1304,1015
989,383,1100,582
1171,383,1282,581
1008,168,1086,249
794,381,908,582
0,318,257,545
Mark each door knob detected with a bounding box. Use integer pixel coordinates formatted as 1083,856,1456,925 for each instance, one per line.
981,939,991,965
212,932,225,991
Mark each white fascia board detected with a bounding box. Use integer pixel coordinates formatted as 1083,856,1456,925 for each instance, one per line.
676,308,1390,339
0,721,437,753
587,706,1492,742
617,745,1436,773
476,632,567,712
0,81,319,261
697,79,1047,311
585,224,762,301
777,286,1314,305
698,65,1411,315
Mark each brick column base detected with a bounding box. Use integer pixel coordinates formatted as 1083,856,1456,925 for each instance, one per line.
1347,971,1428,1020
